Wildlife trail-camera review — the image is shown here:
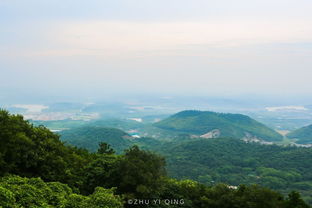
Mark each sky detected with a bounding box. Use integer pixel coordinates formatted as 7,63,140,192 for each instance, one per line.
1,0,312,102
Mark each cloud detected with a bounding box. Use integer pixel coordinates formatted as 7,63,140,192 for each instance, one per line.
53,19,312,55
2,19,312,58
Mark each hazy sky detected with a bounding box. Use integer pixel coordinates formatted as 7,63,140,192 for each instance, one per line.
1,0,312,101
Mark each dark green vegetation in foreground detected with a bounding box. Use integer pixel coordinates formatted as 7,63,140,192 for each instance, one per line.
0,175,123,208
287,124,312,144
0,110,310,207
154,110,283,141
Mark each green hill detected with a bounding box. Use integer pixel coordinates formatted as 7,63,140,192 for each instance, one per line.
154,110,282,141
287,124,312,144
60,127,133,153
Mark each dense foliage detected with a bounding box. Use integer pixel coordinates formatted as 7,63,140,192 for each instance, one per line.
60,126,133,153
158,179,309,208
0,110,93,188
155,138,312,204
287,124,312,144
0,175,123,208
0,109,310,207
154,110,283,141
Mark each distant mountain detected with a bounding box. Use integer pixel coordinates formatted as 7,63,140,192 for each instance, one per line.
89,119,145,131
60,126,161,153
154,110,282,141
287,124,312,144
60,127,133,153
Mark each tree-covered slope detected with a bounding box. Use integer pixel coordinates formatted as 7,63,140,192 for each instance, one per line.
287,124,312,144
0,110,93,186
60,126,133,153
156,138,312,204
154,110,283,141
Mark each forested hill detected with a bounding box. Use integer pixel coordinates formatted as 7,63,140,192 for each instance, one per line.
155,138,312,204
154,110,283,141
0,109,310,207
287,124,312,144
60,126,132,153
